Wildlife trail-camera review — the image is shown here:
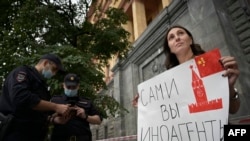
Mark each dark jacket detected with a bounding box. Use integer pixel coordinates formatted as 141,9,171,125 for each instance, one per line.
0,65,50,141
50,95,102,141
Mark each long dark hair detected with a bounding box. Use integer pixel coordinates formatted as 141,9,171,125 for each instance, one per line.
163,25,205,69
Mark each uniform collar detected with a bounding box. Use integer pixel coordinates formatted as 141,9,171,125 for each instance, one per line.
63,95,79,101
30,66,44,80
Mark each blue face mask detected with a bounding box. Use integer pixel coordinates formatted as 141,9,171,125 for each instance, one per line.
64,88,78,97
42,68,53,79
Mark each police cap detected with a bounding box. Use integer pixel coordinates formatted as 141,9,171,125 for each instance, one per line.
64,73,80,87
40,54,65,72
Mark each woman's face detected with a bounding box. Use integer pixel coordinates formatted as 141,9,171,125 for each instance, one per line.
166,27,193,55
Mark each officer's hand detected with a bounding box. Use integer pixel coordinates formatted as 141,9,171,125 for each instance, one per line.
53,115,71,124
55,104,70,117
74,106,87,119
68,106,77,117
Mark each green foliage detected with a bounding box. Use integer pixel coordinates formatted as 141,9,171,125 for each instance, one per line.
94,94,129,118
0,0,131,119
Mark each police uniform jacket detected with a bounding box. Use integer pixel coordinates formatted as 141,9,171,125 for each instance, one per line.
50,95,102,139
0,65,51,139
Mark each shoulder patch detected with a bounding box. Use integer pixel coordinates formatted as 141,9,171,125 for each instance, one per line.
16,71,27,82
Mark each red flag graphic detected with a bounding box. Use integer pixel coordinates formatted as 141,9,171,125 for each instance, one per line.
194,48,224,78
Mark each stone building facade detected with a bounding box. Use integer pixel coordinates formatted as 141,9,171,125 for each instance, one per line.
91,0,250,140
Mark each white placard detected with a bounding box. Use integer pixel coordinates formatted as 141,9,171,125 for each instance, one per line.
137,50,229,141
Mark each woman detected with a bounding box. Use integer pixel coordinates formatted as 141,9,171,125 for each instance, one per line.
133,25,240,114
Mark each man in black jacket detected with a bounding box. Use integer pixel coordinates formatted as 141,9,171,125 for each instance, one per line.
50,73,102,141
0,54,70,141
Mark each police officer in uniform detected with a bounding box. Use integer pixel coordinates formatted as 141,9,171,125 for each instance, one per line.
50,73,102,141
0,54,71,141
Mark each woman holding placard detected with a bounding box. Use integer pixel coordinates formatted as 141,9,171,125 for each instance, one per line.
133,25,240,114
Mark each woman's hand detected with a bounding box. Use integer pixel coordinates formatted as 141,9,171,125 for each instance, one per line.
132,94,139,108
220,56,240,88
220,56,240,114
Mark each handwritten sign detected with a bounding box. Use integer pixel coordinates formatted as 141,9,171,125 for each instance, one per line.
137,49,229,141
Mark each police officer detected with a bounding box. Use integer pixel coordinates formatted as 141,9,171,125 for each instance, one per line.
50,73,102,141
0,54,71,141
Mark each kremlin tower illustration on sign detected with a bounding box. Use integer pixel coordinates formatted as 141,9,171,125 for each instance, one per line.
188,48,224,113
